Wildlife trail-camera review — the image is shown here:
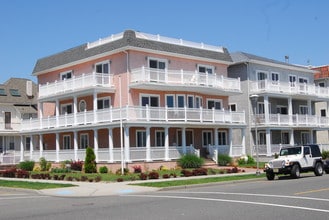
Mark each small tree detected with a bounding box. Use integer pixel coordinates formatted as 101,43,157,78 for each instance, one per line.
84,147,97,173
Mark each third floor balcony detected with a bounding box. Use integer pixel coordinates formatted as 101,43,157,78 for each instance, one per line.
38,73,114,100
130,67,241,96
250,80,329,100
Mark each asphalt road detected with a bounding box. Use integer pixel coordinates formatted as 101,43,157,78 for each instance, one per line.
1,174,329,220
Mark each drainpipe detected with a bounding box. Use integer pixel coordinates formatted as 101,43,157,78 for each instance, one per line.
123,50,129,106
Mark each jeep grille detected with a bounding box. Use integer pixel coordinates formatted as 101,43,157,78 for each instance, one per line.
272,160,285,168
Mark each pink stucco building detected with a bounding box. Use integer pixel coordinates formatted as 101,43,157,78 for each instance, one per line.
20,30,246,166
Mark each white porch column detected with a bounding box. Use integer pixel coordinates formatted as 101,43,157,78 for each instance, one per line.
266,128,271,156
146,127,151,161
289,129,294,145
288,97,293,125
264,95,269,123
73,96,77,125
108,128,114,163
56,133,60,162
214,128,218,147
307,99,312,116
124,126,130,162
228,128,233,156
56,100,59,127
74,131,78,161
164,127,169,161
39,134,43,158
30,135,34,160
310,130,314,144
94,129,99,162
39,102,43,118
182,127,186,154
20,136,24,162
241,128,246,155
93,91,97,123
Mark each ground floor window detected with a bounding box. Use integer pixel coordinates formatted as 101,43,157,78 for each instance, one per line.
218,130,227,145
63,135,71,149
155,130,165,146
25,137,31,151
80,133,89,149
136,130,146,147
301,132,310,145
258,131,266,145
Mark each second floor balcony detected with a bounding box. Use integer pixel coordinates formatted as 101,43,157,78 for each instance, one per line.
251,113,329,128
250,80,329,99
38,73,114,100
130,67,241,96
21,106,246,131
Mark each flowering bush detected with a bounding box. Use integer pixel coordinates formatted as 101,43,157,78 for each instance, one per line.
132,165,142,173
70,160,83,171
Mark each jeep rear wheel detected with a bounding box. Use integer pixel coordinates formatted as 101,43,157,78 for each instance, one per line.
266,171,275,180
314,162,323,176
291,164,300,178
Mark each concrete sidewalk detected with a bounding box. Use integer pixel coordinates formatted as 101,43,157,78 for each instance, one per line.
1,171,260,198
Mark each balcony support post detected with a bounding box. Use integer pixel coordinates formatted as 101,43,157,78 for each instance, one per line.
164,127,170,161
74,131,78,161
39,134,43,158
109,128,114,163
266,128,271,156
182,127,186,154
30,135,34,161
20,135,24,162
94,129,99,162
146,126,151,162
56,133,60,162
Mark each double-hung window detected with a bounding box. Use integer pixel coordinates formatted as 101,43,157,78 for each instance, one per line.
95,61,109,74
136,130,146,147
63,135,71,149
149,58,166,69
207,99,222,110
80,134,89,149
97,97,111,109
60,71,72,80
61,103,73,114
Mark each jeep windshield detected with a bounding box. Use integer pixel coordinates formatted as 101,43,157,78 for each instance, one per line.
279,147,301,156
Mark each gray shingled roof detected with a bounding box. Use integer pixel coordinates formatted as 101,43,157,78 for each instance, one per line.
33,30,232,74
230,52,311,70
0,78,38,114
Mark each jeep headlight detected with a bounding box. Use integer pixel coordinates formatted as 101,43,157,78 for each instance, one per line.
266,161,273,169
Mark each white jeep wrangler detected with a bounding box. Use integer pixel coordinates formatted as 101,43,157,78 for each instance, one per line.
264,144,324,180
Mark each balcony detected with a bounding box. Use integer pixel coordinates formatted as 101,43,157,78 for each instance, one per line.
250,80,329,99
130,67,241,96
251,113,329,128
38,73,114,100
21,106,246,131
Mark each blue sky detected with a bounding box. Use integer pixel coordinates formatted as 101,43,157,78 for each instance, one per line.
0,0,328,83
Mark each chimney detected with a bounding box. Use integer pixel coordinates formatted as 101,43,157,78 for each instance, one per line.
285,55,289,63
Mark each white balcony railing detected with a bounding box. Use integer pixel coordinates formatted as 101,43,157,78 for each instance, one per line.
130,67,241,93
250,80,329,98
252,114,329,127
38,72,113,98
21,106,246,131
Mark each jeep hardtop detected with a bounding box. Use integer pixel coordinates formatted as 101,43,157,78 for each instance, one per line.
264,144,324,180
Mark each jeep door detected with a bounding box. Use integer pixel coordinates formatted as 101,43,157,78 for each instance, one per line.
300,146,313,167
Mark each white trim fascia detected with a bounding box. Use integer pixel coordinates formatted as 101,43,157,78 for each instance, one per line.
33,46,232,76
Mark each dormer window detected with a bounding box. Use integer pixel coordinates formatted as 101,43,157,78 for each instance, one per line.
60,71,72,80
95,61,109,74
198,65,214,74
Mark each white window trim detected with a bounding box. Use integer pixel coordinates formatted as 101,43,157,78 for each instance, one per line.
202,130,213,147
256,70,269,81
97,97,111,109
271,72,280,83
176,94,185,108
197,64,215,74
195,96,203,108
155,129,165,147
80,133,89,149
136,130,146,147
63,135,71,150
165,94,175,107
60,70,73,80
79,100,87,112
206,98,223,109
148,57,168,69
94,61,110,74
61,103,73,115
140,93,160,106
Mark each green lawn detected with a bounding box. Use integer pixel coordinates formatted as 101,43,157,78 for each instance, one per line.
132,173,265,188
0,179,76,190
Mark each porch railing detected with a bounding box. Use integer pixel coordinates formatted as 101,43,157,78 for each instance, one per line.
250,80,329,98
21,106,245,131
130,67,241,93
38,72,114,98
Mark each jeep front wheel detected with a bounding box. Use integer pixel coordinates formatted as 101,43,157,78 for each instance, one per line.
314,162,323,176
266,171,275,180
291,164,300,178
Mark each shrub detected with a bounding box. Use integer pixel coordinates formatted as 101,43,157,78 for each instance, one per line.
115,168,130,175
60,160,71,169
148,171,159,179
17,160,35,171
132,165,142,173
99,166,108,174
181,169,193,177
70,160,83,171
178,154,204,169
39,157,51,171
322,150,329,159
84,147,97,173
162,174,170,179
117,178,124,182
139,172,148,180
217,154,232,166
80,176,88,182
192,168,208,176
51,167,70,173
16,169,30,178
95,176,102,182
